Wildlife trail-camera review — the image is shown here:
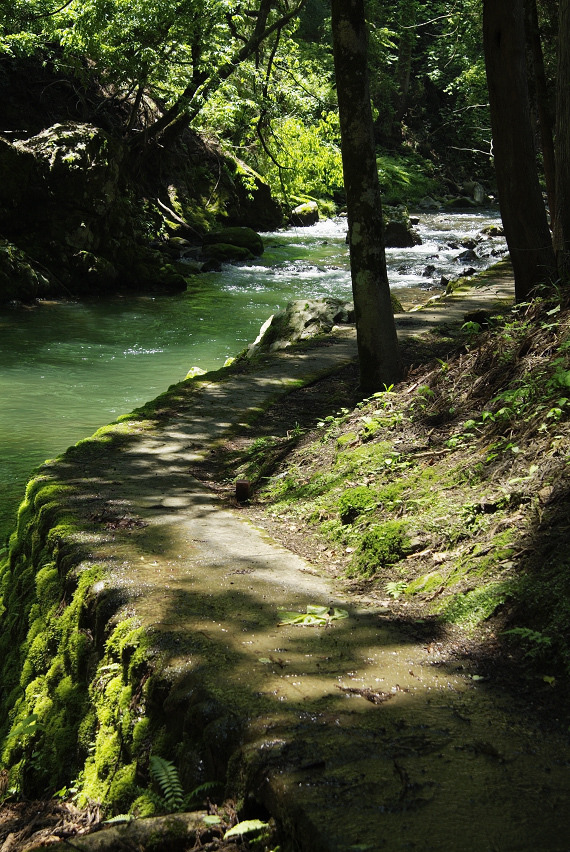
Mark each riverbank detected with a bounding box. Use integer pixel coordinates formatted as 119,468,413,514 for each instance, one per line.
2,263,570,850
0,210,507,547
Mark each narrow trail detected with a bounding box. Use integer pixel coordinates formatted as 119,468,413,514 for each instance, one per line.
32,270,570,850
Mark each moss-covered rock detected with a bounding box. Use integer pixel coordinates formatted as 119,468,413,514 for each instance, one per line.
383,206,422,248
290,201,319,226
246,297,355,358
202,226,264,257
201,243,255,263
0,126,280,303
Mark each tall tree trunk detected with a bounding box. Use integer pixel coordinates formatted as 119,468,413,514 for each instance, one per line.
330,0,402,391
554,0,570,280
483,0,556,300
525,0,556,227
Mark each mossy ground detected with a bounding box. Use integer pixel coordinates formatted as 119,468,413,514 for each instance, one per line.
207,292,570,689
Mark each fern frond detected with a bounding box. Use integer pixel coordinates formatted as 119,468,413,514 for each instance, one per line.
185,780,222,807
149,755,184,811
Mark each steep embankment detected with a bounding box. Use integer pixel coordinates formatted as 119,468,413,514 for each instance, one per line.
1,269,570,851
0,54,282,303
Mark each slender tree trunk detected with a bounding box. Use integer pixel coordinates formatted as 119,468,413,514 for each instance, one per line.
525,0,556,226
554,0,570,280
395,0,417,124
330,0,402,391
483,0,556,300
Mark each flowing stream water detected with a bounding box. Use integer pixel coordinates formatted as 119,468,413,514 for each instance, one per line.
0,211,506,542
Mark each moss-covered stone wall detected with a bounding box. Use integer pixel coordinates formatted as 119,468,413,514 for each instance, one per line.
0,435,181,812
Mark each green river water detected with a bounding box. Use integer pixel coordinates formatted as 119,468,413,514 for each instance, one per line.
0,212,506,543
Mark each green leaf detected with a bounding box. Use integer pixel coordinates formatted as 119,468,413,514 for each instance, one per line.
7,713,39,740
278,610,313,624
203,815,222,826
331,607,349,620
149,755,184,811
104,814,134,824
224,819,269,839
306,604,329,616
278,604,348,626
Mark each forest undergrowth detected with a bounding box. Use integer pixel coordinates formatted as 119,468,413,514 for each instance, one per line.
215,289,570,714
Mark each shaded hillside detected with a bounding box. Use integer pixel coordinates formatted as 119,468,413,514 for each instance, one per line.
219,292,570,698
0,54,282,304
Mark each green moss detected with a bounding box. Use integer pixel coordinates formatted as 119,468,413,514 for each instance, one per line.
376,480,408,510
406,571,445,595
350,520,411,578
132,717,152,756
130,792,159,818
436,581,512,629
338,487,376,524
336,432,358,448
0,530,105,797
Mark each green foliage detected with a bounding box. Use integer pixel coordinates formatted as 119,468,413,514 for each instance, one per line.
257,113,344,203
385,580,408,600
501,627,553,660
149,755,184,811
376,152,438,205
224,819,270,840
437,583,511,630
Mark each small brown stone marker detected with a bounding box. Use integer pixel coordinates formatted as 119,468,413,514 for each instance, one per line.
235,479,251,503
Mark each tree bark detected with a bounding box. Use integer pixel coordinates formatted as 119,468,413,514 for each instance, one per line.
483,0,556,300
525,0,556,227
554,0,570,280
330,0,402,391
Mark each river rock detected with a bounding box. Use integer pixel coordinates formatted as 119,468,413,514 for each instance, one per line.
202,226,264,256
462,180,487,204
290,201,319,226
385,219,422,248
445,195,479,209
481,224,504,237
384,207,422,248
456,248,478,263
247,298,355,357
418,196,440,210
201,243,255,263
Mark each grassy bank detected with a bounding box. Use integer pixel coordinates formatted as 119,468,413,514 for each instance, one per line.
221,290,570,692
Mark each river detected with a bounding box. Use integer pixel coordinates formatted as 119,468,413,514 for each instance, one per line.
0,210,506,542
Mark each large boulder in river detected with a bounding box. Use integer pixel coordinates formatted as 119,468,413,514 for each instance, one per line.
246,298,355,358
290,201,319,227
202,226,264,256
384,207,422,248
418,196,440,210
202,243,255,263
